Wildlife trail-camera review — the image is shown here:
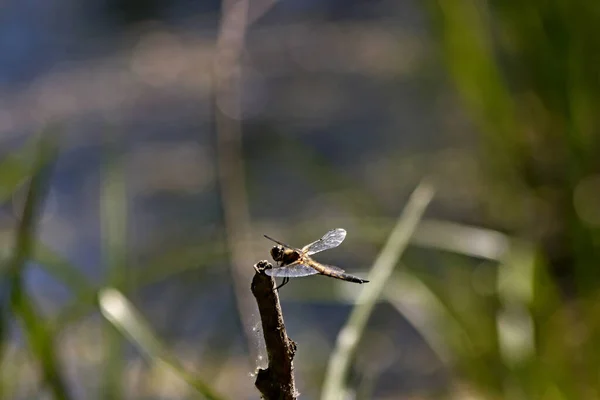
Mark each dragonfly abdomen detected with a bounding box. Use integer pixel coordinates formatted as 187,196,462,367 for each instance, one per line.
324,271,369,284
313,263,369,284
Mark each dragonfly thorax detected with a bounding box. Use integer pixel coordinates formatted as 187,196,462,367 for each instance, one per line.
270,246,300,265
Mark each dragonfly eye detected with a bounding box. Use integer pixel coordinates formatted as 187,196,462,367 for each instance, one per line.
270,246,283,261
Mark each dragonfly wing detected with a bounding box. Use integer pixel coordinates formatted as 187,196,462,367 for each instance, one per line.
303,228,347,255
265,263,319,278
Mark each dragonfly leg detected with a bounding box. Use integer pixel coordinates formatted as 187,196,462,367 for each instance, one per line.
276,277,289,290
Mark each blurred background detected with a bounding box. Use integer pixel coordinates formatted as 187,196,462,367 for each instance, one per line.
1,0,600,399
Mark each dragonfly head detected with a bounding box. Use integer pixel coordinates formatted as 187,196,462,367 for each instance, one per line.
270,246,285,262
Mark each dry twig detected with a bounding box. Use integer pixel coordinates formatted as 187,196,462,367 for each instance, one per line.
251,261,297,400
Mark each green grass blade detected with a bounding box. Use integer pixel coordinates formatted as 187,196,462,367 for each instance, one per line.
99,151,127,399
101,156,128,287
4,132,72,400
54,238,226,328
321,181,435,400
0,135,47,203
32,243,95,298
11,293,70,399
411,219,510,261
98,288,226,400
384,269,460,366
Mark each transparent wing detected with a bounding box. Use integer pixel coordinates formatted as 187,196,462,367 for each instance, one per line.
303,228,347,256
265,263,319,278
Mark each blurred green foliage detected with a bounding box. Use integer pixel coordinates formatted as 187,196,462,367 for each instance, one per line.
1,134,71,399
419,0,600,398
429,0,600,290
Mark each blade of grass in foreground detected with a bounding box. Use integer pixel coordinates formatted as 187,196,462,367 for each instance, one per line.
321,181,435,400
32,243,95,299
0,134,47,203
4,133,72,400
54,239,226,328
0,138,45,398
98,288,225,400
384,269,461,366
99,151,127,400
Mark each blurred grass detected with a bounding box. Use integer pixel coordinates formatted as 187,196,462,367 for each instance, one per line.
0,137,230,399
99,147,127,399
0,135,50,203
53,239,227,328
430,0,600,289
2,133,71,399
96,148,227,399
99,288,225,400
413,0,600,397
322,181,435,400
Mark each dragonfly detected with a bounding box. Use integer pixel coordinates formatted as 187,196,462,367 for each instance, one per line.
263,228,369,289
